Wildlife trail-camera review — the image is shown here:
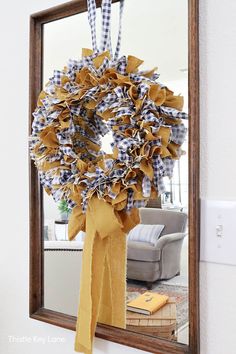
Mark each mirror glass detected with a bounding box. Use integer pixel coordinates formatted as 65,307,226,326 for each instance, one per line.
43,0,188,345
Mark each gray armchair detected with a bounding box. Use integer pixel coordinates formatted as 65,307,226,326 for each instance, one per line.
127,208,187,289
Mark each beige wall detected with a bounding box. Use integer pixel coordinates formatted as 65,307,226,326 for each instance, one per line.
1,0,236,353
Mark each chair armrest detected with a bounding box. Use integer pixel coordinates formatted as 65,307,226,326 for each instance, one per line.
155,232,187,250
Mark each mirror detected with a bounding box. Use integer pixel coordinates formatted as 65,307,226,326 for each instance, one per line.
30,1,199,353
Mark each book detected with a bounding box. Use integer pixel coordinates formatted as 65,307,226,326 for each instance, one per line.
127,292,169,315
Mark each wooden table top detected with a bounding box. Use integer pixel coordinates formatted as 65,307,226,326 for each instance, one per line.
126,298,176,327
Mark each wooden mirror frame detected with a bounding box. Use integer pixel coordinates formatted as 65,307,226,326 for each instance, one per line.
29,1,199,353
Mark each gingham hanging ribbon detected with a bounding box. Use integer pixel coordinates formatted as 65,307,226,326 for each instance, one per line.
114,0,124,59
87,0,98,51
87,0,124,58
100,0,112,53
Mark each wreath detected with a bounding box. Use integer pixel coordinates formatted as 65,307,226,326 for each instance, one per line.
30,48,187,229
30,0,187,352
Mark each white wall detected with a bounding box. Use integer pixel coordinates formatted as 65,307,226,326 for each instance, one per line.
199,1,236,353
0,1,236,354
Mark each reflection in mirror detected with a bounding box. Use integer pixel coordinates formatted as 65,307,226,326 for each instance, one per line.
43,0,188,345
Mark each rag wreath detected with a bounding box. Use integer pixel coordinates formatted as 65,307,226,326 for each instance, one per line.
29,0,188,353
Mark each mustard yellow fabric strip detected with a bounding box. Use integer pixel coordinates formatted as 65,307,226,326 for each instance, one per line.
74,197,135,354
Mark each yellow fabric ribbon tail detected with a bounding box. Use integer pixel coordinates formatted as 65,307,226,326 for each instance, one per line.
73,197,140,354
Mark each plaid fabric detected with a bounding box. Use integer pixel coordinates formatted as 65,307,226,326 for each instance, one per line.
115,107,135,117
84,86,100,99
97,56,110,76
31,108,46,134
45,83,55,95
117,138,135,151
114,0,124,60
163,157,175,177
104,158,114,170
139,70,160,82
67,199,76,209
47,153,62,163
70,105,82,116
142,176,151,198
68,58,79,70
100,0,112,52
118,150,130,162
160,106,188,120
94,115,109,136
126,189,134,211
100,0,124,59
60,146,78,158
138,83,149,98
52,70,64,85
143,111,159,123
153,155,166,193
157,176,166,194
130,73,143,83
56,132,73,146
171,123,187,145
63,82,78,93
67,69,76,81
87,0,98,51
116,55,127,74
114,86,124,98
96,92,117,113
41,97,52,110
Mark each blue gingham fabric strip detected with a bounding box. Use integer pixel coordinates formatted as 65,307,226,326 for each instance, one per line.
116,55,127,74
97,56,110,76
138,83,150,98
68,58,80,70
160,106,188,120
60,146,78,158
52,70,64,86
45,82,55,95
100,0,125,59
115,107,135,117
171,124,187,145
153,155,166,192
142,176,151,198
88,0,124,59
117,138,135,151
114,0,125,60
100,0,112,53
157,177,166,194
114,86,124,98
87,0,98,51
126,189,134,211
163,157,175,177
56,132,73,145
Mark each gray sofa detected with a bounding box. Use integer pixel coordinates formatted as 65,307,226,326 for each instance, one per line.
127,208,187,289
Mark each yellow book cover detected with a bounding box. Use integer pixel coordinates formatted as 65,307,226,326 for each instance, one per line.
127,292,169,315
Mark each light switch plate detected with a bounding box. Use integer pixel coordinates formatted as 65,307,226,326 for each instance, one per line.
200,199,236,266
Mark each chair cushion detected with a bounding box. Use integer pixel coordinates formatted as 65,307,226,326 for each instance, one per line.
127,224,165,246
127,259,160,282
127,241,161,262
